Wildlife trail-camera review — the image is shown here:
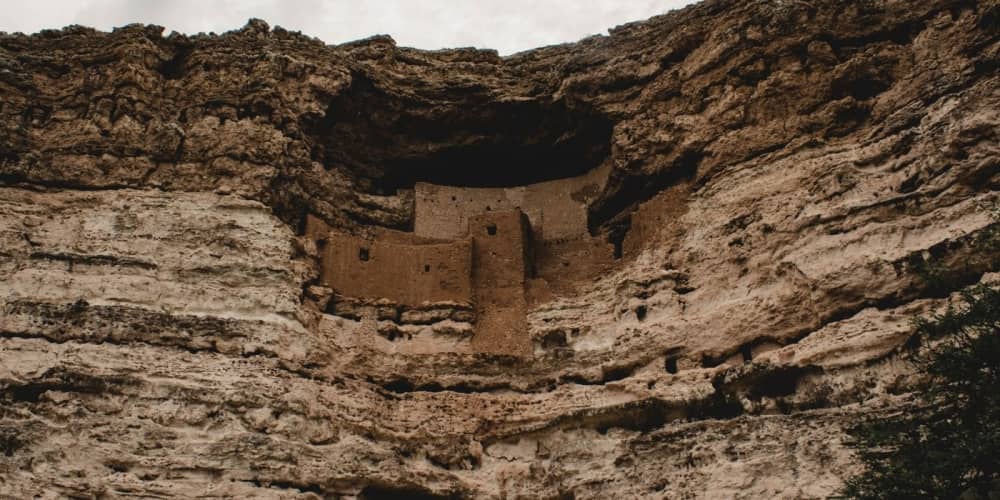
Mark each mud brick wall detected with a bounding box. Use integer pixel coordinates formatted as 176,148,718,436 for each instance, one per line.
413,165,608,241
469,209,532,356
315,228,473,306
531,236,615,299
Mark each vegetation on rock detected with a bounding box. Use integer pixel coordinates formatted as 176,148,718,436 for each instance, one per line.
842,208,1000,499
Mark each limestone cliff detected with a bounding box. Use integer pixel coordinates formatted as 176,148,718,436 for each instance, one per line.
1,0,998,498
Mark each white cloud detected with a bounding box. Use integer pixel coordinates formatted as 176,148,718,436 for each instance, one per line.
2,0,695,55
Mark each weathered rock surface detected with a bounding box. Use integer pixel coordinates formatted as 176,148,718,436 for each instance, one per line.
1,0,998,498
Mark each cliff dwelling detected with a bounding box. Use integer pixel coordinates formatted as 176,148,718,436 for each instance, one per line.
4,2,1000,497
306,165,616,356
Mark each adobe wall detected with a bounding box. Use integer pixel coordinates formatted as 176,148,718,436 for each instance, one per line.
530,236,615,300
469,209,532,356
622,183,690,259
306,216,474,306
414,163,610,241
303,214,335,242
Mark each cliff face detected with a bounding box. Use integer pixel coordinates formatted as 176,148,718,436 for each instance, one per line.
1,0,998,498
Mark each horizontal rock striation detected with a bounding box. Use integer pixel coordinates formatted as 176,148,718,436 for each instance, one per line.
1,0,998,498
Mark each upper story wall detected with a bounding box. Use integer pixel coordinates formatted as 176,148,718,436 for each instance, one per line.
469,210,532,291
413,163,609,241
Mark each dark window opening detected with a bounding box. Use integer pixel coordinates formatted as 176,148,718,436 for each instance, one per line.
740,344,753,363
359,247,370,261
451,196,457,201
635,305,647,321
540,330,568,349
424,264,431,272
605,216,630,261
486,224,497,236
485,205,491,211
665,356,679,374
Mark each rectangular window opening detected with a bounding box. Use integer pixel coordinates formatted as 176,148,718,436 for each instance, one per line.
665,356,679,374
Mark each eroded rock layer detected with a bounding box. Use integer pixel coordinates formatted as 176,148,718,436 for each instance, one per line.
1,0,999,498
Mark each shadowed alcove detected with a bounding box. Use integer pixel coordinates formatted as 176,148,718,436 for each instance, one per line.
307,71,615,192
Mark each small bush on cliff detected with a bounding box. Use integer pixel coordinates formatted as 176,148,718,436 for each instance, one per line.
840,282,1000,499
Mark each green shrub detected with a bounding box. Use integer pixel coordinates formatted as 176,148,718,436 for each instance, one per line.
840,283,1000,499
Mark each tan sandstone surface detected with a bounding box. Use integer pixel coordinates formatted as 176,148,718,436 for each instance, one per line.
1,0,999,498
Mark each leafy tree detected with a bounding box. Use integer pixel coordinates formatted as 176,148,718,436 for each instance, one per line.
840,205,1000,499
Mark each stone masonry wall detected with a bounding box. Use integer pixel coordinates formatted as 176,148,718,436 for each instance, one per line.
413,164,609,241
531,236,616,300
308,217,474,306
469,209,532,356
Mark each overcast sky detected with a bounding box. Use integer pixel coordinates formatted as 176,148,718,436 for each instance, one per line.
2,0,697,55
